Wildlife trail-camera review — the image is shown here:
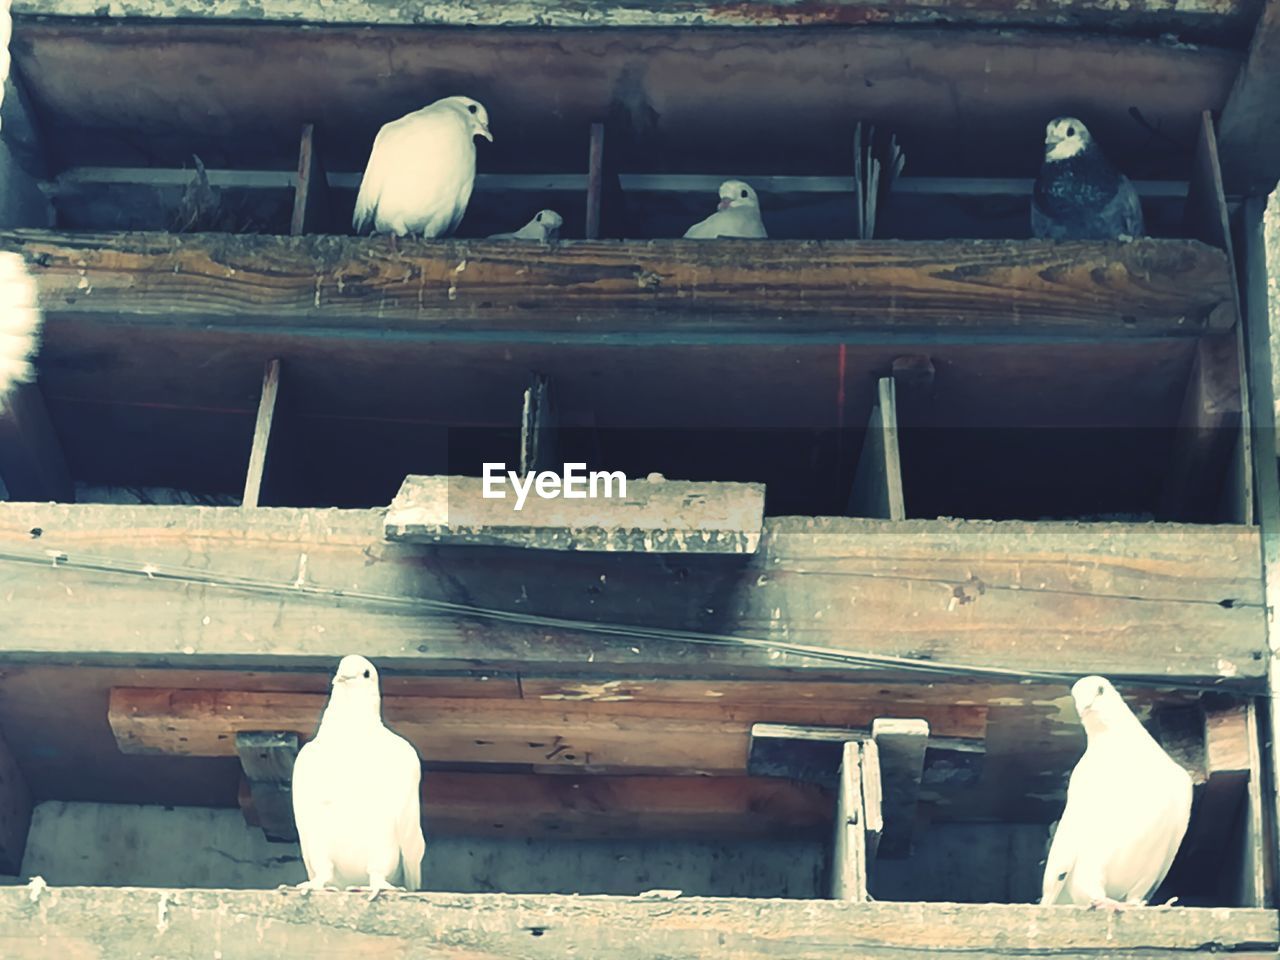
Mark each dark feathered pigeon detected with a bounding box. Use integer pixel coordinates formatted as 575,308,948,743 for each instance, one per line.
1031,117,1144,240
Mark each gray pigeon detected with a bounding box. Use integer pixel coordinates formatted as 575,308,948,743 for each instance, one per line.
488,209,563,241
1041,676,1191,908
1031,117,1144,240
291,655,426,899
353,97,493,238
684,180,767,239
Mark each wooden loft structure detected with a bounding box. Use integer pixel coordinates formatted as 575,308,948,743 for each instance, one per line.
2,0,1280,956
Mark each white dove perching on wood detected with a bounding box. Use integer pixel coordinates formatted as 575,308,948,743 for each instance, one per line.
683,180,767,239
488,209,563,241
291,655,426,899
352,96,493,239
1031,117,1144,240
1041,676,1192,909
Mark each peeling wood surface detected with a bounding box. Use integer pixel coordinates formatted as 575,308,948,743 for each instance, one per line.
0,503,1264,682
0,231,1236,337
384,474,766,554
0,889,1273,959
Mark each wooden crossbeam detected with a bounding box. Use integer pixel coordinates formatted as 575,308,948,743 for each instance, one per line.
0,231,1237,338
235,731,299,842
108,688,988,775
290,123,330,236
848,377,905,520
240,770,834,840
240,358,281,509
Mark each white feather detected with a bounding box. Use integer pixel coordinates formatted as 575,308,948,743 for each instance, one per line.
292,655,426,893
1041,676,1192,906
0,252,42,410
684,180,767,239
488,209,563,241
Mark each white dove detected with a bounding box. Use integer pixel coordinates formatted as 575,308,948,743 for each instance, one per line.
291,655,426,899
0,253,42,410
488,209,563,241
683,180,767,239
1041,676,1192,909
352,96,493,239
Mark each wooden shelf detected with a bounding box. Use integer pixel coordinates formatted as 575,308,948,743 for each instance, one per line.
0,230,1235,338
0,889,1272,958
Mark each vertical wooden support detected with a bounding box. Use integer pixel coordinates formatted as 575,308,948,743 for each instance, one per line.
585,122,605,240
235,731,299,843
1241,193,1280,910
848,377,905,519
1236,701,1271,906
0,69,54,228
0,727,32,874
831,740,880,901
291,124,330,237
241,358,282,508
0,383,72,503
871,718,929,859
520,373,559,477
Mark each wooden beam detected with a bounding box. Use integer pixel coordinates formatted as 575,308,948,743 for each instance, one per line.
1237,700,1272,907
240,358,281,509
235,731,298,843
0,727,31,874
240,770,834,839
290,123,330,237
831,740,870,902
108,688,988,775
0,231,1237,339
848,377,905,520
0,890,1273,959
1218,0,1280,195
860,738,883,866
584,123,604,241
0,383,72,502
384,474,765,554
0,504,1264,681
0,72,53,229
519,374,558,477
870,718,928,859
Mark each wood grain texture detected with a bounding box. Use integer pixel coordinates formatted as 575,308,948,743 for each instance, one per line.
107,687,988,773
240,358,280,509
832,740,869,901
0,889,1271,959
0,503,1264,682
0,230,1235,337
234,731,298,842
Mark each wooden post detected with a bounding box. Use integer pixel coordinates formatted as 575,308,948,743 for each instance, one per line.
832,740,882,901
242,358,282,508
1217,0,1280,194
520,373,558,477
290,123,330,236
0,727,31,874
871,718,929,858
235,731,299,842
585,122,605,240
0,383,72,502
848,377,905,519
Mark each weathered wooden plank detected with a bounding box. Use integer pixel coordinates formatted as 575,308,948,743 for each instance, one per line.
7,0,1262,37
860,738,883,866
848,377,905,520
0,890,1275,960
240,358,280,509
831,741,868,902
871,718,928,859
239,770,834,839
0,383,72,502
235,731,298,842
0,728,31,874
383,474,766,554
519,374,558,477
289,123,329,237
1236,700,1271,907
0,231,1237,338
0,504,1264,681
1219,0,1280,194
108,688,988,774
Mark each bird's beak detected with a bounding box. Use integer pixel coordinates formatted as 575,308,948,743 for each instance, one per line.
476,121,494,143
716,198,733,211
332,674,349,687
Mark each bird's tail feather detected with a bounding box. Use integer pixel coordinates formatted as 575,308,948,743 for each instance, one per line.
0,253,43,410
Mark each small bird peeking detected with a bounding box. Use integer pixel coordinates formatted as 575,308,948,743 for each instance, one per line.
488,209,564,241
352,96,493,240
1031,117,1144,241
683,180,768,239
1041,676,1192,910
291,655,426,900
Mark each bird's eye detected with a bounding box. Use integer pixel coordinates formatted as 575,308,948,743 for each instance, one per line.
1096,684,1104,696
740,189,749,198
363,669,371,679
468,104,478,115
536,213,543,222
1067,126,1076,137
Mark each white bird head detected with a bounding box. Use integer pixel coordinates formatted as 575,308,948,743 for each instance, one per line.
1044,117,1093,162
330,654,381,701
532,209,563,237
716,179,760,211
1070,675,1134,735
442,96,493,143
